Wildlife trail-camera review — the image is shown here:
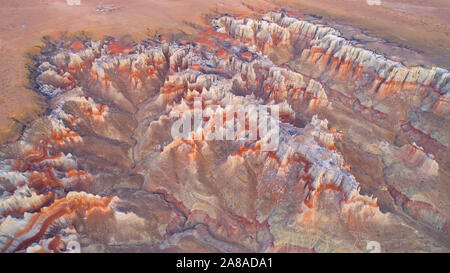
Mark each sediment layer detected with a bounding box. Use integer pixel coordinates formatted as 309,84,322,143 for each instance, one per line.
0,12,448,252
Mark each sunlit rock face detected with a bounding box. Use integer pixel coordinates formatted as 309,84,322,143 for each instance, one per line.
0,12,448,252
212,12,450,240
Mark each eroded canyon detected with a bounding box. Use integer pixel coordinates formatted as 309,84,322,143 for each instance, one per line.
0,10,448,253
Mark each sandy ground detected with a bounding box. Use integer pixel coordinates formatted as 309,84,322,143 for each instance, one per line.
0,0,449,144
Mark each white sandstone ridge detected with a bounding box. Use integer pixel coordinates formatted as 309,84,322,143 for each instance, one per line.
215,52,330,111
0,185,52,218
26,227,80,253
264,66,329,109
160,67,381,221
0,192,118,253
212,12,450,94
213,12,338,47
51,40,100,69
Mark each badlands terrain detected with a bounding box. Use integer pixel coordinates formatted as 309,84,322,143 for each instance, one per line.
0,1,449,252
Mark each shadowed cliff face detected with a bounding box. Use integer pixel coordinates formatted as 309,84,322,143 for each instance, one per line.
0,12,448,253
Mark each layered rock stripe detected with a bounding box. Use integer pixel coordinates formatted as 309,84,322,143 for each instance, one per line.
0,12,448,253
